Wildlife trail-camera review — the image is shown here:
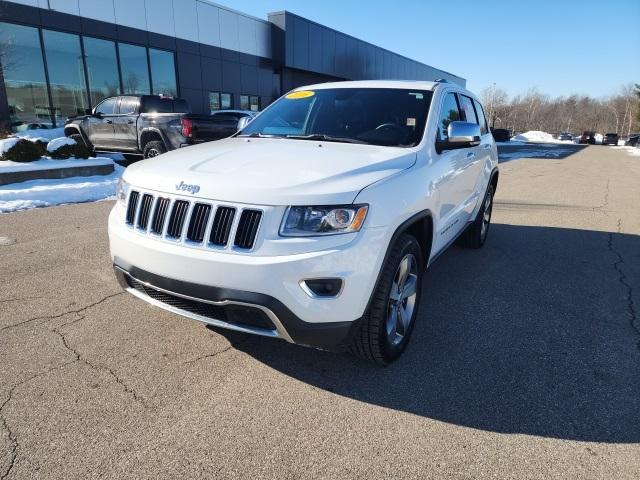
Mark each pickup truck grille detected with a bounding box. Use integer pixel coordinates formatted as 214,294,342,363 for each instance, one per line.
125,190,263,251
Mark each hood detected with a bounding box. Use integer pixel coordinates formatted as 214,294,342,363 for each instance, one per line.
124,137,416,205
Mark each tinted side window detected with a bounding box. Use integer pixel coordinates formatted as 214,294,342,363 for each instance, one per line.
95,97,117,115
173,99,190,113
459,95,478,124
141,96,173,113
118,96,139,115
436,93,461,142
473,99,488,135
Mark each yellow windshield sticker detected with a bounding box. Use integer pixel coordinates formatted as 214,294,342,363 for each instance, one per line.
286,90,315,99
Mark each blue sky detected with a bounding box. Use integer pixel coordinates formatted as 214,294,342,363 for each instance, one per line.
216,0,640,99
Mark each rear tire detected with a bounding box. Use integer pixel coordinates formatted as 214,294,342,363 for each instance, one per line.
350,233,423,365
460,184,494,249
143,140,167,159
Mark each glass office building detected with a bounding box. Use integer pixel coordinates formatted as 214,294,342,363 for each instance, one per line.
0,0,464,133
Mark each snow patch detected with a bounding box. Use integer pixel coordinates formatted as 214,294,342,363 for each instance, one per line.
47,136,77,152
0,157,114,173
0,163,124,213
0,137,20,154
511,131,567,144
15,127,66,141
612,146,640,157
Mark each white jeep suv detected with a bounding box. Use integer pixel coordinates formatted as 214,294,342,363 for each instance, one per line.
108,80,499,365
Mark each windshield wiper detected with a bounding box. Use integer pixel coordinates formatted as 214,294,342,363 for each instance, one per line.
285,134,367,144
236,132,283,138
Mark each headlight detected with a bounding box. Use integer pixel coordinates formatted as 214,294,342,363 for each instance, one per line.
116,177,129,206
280,205,368,236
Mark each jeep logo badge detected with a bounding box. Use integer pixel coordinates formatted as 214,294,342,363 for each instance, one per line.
175,181,200,195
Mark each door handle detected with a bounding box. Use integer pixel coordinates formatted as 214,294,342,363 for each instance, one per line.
106,120,113,124
127,120,134,124
482,144,492,150
466,152,476,159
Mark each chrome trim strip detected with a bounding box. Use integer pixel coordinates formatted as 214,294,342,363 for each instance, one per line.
118,268,294,343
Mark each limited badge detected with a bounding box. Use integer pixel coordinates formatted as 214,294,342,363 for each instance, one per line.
286,90,315,99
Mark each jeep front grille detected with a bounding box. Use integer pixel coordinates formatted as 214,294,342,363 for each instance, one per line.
125,190,263,251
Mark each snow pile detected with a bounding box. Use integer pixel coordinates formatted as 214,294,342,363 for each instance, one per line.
612,146,640,157
15,127,66,141
47,137,76,152
0,137,20,154
511,131,564,144
0,157,113,173
0,161,124,213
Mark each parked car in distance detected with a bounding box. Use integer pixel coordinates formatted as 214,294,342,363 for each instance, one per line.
64,95,232,159
491,127,512,142
557,132,573,141
602,133,619,146
109,80,499,365
624,134,639,146
579,131,596,144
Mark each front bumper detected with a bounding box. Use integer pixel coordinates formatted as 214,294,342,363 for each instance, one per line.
108,204,390,350
113,262,359,350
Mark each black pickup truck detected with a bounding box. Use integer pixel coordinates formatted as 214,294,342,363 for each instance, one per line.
64,95,240,158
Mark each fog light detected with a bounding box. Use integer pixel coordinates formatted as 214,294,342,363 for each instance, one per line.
301,278,343,298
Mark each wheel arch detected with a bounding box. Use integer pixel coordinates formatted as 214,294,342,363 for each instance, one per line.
64,125,90,146
139,128,169,151
362,210,434,316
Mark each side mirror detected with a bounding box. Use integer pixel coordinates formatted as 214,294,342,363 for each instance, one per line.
446,121,481,149
237,116,252,131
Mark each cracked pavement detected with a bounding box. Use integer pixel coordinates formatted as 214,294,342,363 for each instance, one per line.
1,144,639,479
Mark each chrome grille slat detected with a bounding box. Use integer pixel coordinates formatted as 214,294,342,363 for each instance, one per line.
150,197,170,234
137,194,154,230
209,206,236,246
126,191,139,225
234,209,262,249
167,200,190,239
124,190,263,252
186,203,211,243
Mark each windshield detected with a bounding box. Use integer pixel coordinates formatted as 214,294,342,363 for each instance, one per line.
239,88,433,147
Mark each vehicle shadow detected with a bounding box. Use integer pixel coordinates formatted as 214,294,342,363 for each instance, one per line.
497,143,587,162
218,223,640,443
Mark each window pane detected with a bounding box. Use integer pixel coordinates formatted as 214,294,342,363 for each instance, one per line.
221,93,232,109
149,48,176,96
437,93,460,142
84,36,120,106
118,96,138,114
118,43,150,95
42,30,88,123
459,95,478,124
240,95,249,110
0,22,52,131
209,92,220,112
473,99,488,135
95,97,117,115
249,96,259,112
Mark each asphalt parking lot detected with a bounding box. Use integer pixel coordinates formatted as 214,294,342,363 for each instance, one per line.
1,144,639,479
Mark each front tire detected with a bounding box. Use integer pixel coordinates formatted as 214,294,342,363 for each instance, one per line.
350,233,423,365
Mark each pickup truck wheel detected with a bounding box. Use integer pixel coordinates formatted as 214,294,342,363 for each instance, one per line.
460,184,494,249
143,141,167,158
350,233,423,365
